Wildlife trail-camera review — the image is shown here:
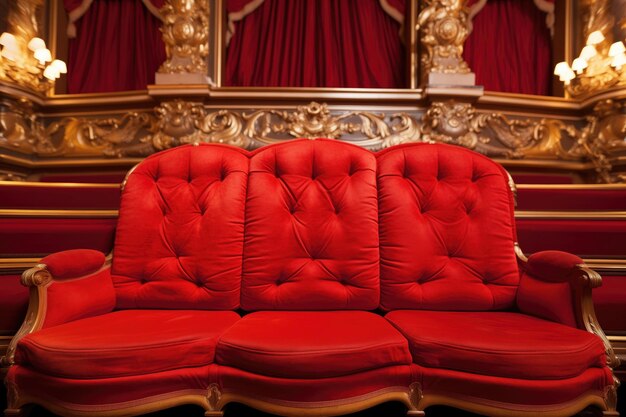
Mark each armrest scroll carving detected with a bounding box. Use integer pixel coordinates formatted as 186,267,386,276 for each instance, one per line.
1,264,52,367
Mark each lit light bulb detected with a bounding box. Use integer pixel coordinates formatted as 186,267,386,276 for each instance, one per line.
608,41,626,57
50,59,67,73
33,48,51,65
571,58,588,74
553,61,570,76
586,31,605,46
559,68,576,85
27,37,46,52
579,45,597,61
43,65,60,80
611,53,626,69
0,32,16,48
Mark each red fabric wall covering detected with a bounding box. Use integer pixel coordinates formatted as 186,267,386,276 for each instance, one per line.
0,275,28,334
225,0,406,88
66,0,165,93
594,275,626,332
517,189,626,210
0,218,116,257
463,0,552,95
516,220,626,257
0,185,120,210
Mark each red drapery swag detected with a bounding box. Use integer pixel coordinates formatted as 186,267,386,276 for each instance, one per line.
225,0,406,88
64,0,166,94
464,0,554,95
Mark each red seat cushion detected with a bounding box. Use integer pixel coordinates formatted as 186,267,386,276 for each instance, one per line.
16,310,240,379
386,310,606,380
216,311,411,378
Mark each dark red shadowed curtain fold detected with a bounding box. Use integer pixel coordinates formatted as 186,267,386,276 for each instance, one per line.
225,0,406,88
64,0,166,94
463,0,553,96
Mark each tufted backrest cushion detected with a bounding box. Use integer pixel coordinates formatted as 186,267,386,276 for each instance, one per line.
112,144,248,310
377,143,519,311
241,139,380,310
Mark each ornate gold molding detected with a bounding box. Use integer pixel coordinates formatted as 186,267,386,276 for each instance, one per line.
417,0,471,83
158,0,210,75
1,96,625,183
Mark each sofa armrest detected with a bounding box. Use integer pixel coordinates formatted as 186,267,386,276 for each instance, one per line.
0,249,115,367
515,244,620,371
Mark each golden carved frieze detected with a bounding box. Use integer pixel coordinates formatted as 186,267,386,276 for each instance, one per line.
158,0,210,74
241,102,420,149
417,0,471,82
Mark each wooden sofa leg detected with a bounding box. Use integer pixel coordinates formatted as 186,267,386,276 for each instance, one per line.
407,411,426,416
204,411,224,417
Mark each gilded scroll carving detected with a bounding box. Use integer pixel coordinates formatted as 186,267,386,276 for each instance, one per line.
241,102,420,148
158,0,209,74
577,99,626,183
417,0,471,81
1,97,625,183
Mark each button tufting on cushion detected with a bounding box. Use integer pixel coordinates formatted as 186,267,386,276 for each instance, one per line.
112,144,249,310
241,139,379,311
378,143,518,311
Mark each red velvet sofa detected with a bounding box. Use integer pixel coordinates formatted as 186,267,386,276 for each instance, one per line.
1,139,620,417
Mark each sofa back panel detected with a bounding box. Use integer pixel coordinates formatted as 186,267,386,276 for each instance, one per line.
378,143,519,311
112,144,249,310
242,139,380,310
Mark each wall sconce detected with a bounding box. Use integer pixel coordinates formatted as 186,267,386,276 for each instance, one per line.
554,30,626,96
0,32,66,92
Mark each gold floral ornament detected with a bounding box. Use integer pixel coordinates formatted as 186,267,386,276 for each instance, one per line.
417,0,471,82
158,0,210,74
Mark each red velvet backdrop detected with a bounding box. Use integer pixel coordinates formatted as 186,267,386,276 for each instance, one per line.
225,0,406,88
463,0,552,95
65,0,166,93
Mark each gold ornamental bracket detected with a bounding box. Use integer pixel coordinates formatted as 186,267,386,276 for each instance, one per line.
417,0,476,87
155,0,214,85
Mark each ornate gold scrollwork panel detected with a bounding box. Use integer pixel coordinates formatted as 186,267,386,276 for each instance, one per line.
1,99,625,183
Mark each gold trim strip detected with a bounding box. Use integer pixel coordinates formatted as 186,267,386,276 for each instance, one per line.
515,211,626,220
517,184,626,190
0,181,119,188
0,258,40,269
0,209,119,218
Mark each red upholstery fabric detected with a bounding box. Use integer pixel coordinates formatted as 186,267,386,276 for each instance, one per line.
386,310,605,380
377,143,519,311
517,188,626,210
516,251,581,327
16,310,240,379
523,250,583,283
517,272,577,327
112,144,249,310
594,275,626,332
0,275,28,334
6,364,218,406
218,364,415,403
0,218,116,257
40,249,106,280
42,267,116,328
418,364,612,407
216,311,411,378
516,219,626,257
0,184,120,209
241,139,379,310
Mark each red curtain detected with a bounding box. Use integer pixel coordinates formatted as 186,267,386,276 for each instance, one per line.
463,0,552,95
225,0,406,88
65,0,166,94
